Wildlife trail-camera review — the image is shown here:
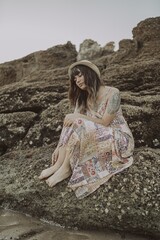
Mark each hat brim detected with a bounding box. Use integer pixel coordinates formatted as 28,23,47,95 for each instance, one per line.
68,60,100,79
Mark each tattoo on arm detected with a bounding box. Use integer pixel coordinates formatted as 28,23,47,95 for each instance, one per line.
107,91,121,114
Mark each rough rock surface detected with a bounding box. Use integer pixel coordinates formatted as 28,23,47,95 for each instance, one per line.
0,17,160,238
77,39,115,61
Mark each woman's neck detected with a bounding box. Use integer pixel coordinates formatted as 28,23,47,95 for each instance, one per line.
96,86,106,103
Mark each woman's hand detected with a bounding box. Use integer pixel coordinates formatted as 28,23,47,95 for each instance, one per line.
63,113,80,127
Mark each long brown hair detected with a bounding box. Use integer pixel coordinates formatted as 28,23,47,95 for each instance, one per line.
68,65,104,113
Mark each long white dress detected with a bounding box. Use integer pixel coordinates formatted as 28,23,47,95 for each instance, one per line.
58,87,134,199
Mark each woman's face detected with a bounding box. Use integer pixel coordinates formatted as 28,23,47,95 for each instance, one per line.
74,72,87,90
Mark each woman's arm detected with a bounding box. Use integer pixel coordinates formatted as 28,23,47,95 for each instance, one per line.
75,88,121,127
76,112,114,127
64,88,121,127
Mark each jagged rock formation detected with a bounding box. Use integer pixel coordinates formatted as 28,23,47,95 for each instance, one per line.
0,17,160,238
77,39,103,60
0,41,77,87
77,39,115,61
102,41,115,54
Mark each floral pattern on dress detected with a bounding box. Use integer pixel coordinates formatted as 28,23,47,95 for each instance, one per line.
58,87,134,199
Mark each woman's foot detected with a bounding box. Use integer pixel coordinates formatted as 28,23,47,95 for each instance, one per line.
39,146,67,180
39,165,59,180
46,165,71,187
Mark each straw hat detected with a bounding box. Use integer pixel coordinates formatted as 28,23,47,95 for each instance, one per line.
68,60,101,79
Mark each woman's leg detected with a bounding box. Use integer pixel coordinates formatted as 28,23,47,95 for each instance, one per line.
46,148,71,187
39,146,66,180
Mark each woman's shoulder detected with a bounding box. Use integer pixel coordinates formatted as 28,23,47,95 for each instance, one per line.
105,86,120,94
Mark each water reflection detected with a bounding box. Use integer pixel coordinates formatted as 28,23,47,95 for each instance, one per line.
0,209,150,240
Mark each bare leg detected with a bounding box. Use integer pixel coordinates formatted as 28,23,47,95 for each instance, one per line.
39,146,66,180
46,148,72,187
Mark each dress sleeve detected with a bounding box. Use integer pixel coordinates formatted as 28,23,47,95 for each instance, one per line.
105,88,121,115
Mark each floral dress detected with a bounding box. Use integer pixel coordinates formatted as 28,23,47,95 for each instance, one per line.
58,87,134,199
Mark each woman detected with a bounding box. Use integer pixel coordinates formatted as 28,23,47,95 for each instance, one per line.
39,60,134,199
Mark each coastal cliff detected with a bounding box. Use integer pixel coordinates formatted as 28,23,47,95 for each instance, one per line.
0,17,160,237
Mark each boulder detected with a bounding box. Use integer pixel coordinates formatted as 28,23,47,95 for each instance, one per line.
0,146,159,237
77,39,102,61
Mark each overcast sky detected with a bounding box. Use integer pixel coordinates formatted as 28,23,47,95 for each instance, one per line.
0,0,159,63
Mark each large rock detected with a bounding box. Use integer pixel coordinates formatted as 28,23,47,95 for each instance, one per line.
0,111,37,155
0,41,77,87
0,17,160,237
77,39,115,61
132,17,160,43
0,146,159,237
77,39,102,61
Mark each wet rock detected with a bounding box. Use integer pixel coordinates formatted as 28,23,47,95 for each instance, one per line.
1,209,150,240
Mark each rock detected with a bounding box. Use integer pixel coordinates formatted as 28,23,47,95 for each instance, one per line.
0,146,159,237
0,17,160,237
1,209,148,240
0,41,77,87
132,17,160,43
132,17,160,60
0,65,17,86
77,39,116,61
0,111,37,155
77,39,102,61
102,41,115,54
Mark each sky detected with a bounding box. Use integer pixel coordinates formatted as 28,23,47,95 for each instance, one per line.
0,0,159,63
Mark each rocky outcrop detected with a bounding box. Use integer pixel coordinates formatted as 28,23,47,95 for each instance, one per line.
132,17,160,60
0,146,159,237
77,39,103,60
77,39,115,61
0,41,77,87
0,17,160,238
132,17,160,43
